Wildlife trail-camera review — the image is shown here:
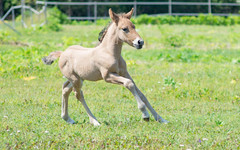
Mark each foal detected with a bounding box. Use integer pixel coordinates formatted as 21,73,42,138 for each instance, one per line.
43,8,168,126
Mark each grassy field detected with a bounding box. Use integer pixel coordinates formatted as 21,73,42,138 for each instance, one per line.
0,23,240,149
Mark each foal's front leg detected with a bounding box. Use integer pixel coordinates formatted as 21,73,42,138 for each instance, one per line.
124,72,168,123
121,73,150,120
104,72,168,123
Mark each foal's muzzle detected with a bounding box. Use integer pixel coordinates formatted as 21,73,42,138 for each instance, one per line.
133,38,144,49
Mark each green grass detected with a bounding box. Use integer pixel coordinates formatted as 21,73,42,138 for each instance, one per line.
0,24,240,149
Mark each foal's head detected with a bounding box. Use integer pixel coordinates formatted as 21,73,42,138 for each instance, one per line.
109,8,144,49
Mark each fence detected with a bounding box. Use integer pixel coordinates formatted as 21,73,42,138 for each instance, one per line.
36,0,240,21
0,0,46,34
1,1,240,33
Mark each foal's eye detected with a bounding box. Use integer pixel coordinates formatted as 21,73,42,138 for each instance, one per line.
122,28,128,32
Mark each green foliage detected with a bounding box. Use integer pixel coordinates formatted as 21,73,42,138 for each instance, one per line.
62,36,80,48
161,32,189,47
0,31,18,44
96,19,111,25
45,7,69,31
164,76,177,89
0,31,10,42
134,14,240,26
48,7,70,24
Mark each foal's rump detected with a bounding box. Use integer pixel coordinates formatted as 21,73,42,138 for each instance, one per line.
42,45,87,65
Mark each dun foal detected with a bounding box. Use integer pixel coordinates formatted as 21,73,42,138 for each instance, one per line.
43,8,168,126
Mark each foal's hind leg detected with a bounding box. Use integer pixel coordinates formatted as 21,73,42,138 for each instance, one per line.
73,80,101,126
61,80,75,124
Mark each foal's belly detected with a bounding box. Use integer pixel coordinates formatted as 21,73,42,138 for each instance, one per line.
76,67,103,81
74,61,103,81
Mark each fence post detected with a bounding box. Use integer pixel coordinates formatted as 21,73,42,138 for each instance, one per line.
21,0,25,28
88,0,92,18
169,0,172,15
30,10,33,26
44,2,48,24
134,0,137,17
12,9,15,27
208,0,212,14
94,1,97,22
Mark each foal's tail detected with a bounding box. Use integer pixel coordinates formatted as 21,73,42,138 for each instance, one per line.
42,51,62,65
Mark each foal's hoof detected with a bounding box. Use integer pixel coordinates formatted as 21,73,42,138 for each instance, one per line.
67,119,76,124
159,119,169,124
143,118,150,122
90,119,101,126
93,122,101,126
63,118,76,124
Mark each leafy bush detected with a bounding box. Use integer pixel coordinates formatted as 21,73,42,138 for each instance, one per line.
48,7,70,24
75,14,240,26
160,32,190,47
45,7,70,31
133,14,240,26
96,19,110,25
0,31,10,42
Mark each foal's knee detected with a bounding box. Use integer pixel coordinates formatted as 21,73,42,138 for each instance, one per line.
62,84,72,96
124,79,135,90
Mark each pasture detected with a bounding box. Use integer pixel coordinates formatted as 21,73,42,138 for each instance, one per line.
0,23,240,149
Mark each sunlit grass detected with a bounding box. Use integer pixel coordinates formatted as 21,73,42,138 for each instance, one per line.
0,24,240,149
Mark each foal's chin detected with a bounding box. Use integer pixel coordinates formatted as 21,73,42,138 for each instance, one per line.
133,44,143,49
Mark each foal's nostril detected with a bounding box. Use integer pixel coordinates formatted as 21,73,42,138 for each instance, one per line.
138,40,141,45
138,40,144,45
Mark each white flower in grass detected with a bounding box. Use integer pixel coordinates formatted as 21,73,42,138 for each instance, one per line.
203,138,208,141
179,144,184,147
45,130,49,133
6,129,10,132
3,116,8,118
17,130,20,133
33,146,39,149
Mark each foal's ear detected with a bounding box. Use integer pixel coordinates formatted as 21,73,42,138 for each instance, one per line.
124,8,134,19
109,8,119,24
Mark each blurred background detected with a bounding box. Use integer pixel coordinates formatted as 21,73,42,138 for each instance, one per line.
1,0,240,32
1,0,240,18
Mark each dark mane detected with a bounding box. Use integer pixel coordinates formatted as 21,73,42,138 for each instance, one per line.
98,21,112,43
98,13,129,43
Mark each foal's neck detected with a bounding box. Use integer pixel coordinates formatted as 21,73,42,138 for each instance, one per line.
100,23,123,59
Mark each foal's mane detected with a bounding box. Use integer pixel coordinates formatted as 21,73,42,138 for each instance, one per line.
98,21,112,43
98,13,128,43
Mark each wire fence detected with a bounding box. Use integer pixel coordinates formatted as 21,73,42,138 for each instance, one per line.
36,0,240,21
0,0,46,34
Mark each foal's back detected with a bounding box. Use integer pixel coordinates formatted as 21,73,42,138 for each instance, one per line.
59,45,103,81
